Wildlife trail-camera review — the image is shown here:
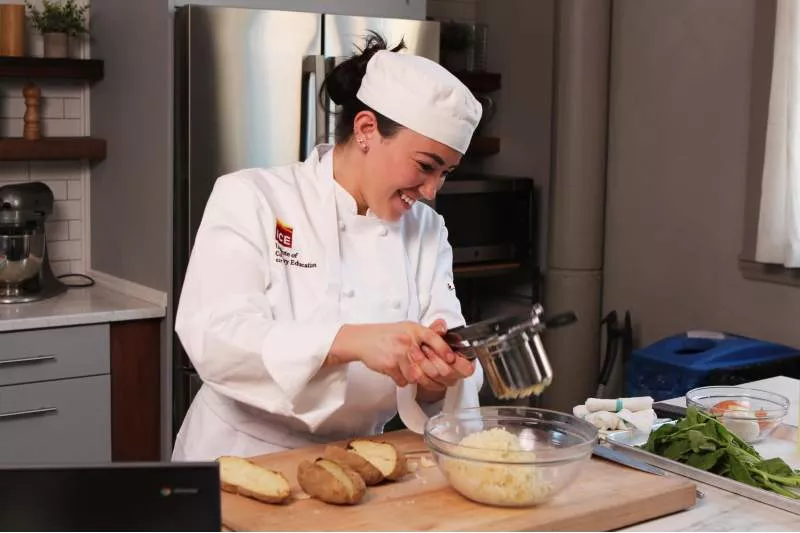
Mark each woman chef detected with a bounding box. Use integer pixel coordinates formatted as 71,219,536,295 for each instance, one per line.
172,35,484,461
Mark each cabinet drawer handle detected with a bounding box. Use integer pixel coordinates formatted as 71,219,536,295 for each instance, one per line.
0,355,56,367
0,407,58,420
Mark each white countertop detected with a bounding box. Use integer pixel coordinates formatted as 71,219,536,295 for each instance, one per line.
0,284,166,332
625,376,800,531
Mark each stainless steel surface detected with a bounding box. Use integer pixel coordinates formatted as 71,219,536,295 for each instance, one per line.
0,182,54,226
0,231,44,289
0,355,56,368
592,443,665,476
444,305,572,400
0,406,57,421
176,6,321,253
606,423,800,515
324,14,440,61
301,55,330,159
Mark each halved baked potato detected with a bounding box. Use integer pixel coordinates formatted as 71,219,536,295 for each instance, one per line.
296,458,366,505
218,456,291,504
323,444,385,485
347,439,407,481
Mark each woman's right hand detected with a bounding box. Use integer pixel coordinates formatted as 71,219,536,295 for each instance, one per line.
327,322,458,387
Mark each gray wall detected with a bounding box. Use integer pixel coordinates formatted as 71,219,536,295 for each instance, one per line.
603,0,800,362
90,0,172,292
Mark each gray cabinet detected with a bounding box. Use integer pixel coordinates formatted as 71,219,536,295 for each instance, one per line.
0,324,111,464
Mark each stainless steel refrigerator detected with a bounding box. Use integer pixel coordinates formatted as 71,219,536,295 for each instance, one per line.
172,4,440,437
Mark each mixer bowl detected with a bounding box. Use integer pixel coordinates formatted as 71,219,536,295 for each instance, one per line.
0,231,44,289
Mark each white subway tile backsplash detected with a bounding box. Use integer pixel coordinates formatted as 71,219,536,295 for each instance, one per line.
63,98,82,119
43,98,65,119
48,240,82,261
42,180,68,200
2,97,67,120
31,82,84,100
0,117,23,137
67,179,82,200
49,260,72,277
0,162,29,182
68,220,83,240
53,200,82,221
0,97,22,119
68,259,85,274
43,118,83,137
45,221,69,241
0,81,25,99
30,161,82,181
4,61,90,274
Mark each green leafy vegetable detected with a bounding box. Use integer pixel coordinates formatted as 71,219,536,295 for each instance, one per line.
641,406,800,499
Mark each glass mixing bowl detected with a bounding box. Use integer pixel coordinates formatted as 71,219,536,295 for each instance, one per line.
686,386,790,443
424,406,597,507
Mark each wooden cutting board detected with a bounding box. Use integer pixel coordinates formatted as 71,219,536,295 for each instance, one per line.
221,430,696,531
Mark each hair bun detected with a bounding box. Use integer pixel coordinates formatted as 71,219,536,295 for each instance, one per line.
322,31,407,106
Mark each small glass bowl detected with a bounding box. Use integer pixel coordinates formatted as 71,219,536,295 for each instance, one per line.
424,406,597,507
685,386,790,443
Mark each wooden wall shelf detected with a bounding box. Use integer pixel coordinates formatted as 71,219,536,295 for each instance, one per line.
0,137,106,162
0,57,104,83
468,136,500,156
455,71,501,93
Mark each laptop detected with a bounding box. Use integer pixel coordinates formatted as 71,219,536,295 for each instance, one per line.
0,462,221,532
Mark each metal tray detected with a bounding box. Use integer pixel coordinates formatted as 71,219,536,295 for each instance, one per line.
605,422,800,516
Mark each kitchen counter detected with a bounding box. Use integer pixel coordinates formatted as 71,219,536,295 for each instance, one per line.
624,376,800,531
0,284,166,332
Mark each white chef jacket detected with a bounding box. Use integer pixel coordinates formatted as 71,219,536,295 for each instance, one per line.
171,144,483,461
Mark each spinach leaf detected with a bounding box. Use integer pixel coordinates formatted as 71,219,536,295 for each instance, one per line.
686,448,726,471
756,458,795,477
687,430,717,453
728,451,760,488
663,438,692,461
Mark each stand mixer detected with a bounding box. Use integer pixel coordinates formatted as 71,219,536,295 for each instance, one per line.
0,182,67,304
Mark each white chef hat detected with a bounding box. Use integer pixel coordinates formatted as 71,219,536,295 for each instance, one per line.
356,50,482,154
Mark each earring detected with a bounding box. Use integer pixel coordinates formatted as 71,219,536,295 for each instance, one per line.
356,136,368,152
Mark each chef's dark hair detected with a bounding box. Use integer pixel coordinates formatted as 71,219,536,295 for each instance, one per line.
320,31,406,144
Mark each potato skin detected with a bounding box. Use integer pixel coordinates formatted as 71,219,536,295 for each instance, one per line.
296,458,366,505
323,445,385,486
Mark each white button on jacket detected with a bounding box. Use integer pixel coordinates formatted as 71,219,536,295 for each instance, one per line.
171,145,483,461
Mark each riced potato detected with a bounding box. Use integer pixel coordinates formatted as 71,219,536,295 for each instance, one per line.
441,427,554,506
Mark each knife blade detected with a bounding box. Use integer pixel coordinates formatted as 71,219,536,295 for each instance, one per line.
592,445,666,476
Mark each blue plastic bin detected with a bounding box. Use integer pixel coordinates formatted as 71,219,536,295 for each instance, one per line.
624,332,800,401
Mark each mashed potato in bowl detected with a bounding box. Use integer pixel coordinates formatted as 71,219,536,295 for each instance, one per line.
439,427,555,507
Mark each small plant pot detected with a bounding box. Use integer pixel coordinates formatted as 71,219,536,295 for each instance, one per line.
43,32,69,58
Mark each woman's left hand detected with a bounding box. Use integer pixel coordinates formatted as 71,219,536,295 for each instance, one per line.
413,318,475,401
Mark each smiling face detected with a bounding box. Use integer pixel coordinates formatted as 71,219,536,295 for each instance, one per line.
354,111,462,221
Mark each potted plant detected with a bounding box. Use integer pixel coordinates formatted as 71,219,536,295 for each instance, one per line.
25,0,89,58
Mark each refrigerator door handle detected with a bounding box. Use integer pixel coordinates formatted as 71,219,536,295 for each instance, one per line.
301,55,329,160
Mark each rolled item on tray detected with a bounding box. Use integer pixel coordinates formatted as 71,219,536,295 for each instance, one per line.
572,405,590,418
585,396,653,413
584,411,627,431
615,408,657,433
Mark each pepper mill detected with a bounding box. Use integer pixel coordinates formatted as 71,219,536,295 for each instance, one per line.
23,83,42,141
